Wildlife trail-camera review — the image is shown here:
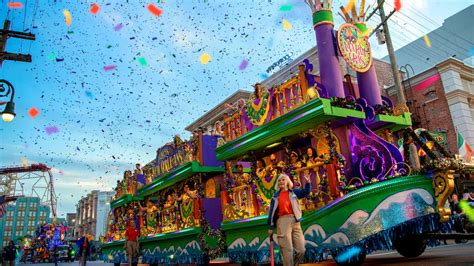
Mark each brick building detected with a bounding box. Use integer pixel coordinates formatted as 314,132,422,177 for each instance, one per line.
386,58,474,153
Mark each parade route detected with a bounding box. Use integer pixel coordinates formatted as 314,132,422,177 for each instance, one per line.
17,242,474,265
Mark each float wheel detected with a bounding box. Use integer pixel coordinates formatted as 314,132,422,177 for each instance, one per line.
394,236,426,258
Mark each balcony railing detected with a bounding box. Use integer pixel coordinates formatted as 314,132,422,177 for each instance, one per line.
222,160,343,222
223,66,311,142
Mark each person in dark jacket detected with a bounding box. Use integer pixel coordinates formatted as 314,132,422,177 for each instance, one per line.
268,173,311,266
3,240,17,266
77,235,91,266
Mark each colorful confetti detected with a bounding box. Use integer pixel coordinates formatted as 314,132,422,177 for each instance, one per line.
282,19,292,31
459,200,474,222
346,0,356,12
47,52,56,60
147,4,163,16
63,9,72,26
103,65,117,71
45,126,59,135
279,4,293,12
394,0,402,11
90,3,100,15
199,52,212,65
28,107,40,118
114,23,124,31
336,246,362,262
137,57,148,66
239,59,248,70
423,34,431,48
85,91,95,99
7,2,23,8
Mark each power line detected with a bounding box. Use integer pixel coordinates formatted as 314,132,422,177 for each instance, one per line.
401,3,473,46
385,2,471,54
367,3,469,62
366,14,450,62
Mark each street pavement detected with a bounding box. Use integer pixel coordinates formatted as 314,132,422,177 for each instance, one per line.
17,241,474,265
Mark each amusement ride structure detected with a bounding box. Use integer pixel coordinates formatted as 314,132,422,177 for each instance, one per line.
0,163,57,218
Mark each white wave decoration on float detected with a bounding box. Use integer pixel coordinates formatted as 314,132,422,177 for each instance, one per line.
303,188,435,247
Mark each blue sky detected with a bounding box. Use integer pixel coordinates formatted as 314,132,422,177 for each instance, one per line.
1,0,472,217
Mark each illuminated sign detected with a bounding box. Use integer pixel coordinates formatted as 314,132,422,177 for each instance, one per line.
337,23,372,73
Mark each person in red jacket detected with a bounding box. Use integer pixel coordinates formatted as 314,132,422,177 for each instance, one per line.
124,221,139,266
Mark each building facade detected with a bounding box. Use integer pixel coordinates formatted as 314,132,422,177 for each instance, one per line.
75,190,114,240
386,58,474,153
96,191,114,241
0,197,50,247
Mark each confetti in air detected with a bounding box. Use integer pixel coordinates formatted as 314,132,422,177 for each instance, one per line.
63,10,72,26
21,158,28,167
199,52,212,65
45,126,59,135
103,65,117,71
114,23,124,31
459,200,474,222
7,2,23,8
137,57,148,66
147,4,163,16
28,107,40,118
423,34,431,48
239,59,248,70
279,4,293,12
394,0,402,11
260,73,269,80
85,91,95,99
346,0,356,11
282,19,292,31
47,52,56,60
90,3,100,15
336,246,362,262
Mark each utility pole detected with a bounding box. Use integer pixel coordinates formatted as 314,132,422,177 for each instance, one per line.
0,20,36,66
376,0,406,105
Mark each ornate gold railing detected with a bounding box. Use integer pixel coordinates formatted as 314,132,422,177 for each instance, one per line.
223,66,311,142
222,184,257,221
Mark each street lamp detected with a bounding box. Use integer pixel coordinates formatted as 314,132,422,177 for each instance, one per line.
0,79,16,122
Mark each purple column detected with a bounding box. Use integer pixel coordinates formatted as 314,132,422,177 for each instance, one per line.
313,10,345,98
355,23,382,105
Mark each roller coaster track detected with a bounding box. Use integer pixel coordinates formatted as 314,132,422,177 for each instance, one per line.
0,163,57,218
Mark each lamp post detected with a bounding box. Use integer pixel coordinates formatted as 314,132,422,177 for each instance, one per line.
0,79,16,122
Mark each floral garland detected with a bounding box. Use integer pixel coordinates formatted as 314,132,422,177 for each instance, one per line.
197,215,227,260
245,91,271,126
330,96,357,110
373,103,393,115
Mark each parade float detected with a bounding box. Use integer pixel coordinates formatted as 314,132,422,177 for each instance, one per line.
100,0,468,264
101,132,229,264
